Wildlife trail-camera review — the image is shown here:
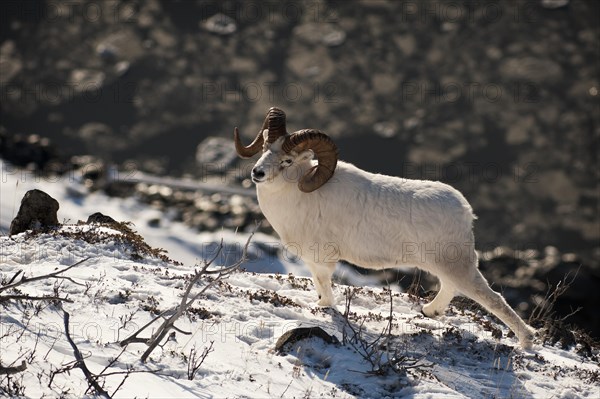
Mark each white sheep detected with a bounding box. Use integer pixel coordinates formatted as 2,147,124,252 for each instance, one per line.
234,107,536,349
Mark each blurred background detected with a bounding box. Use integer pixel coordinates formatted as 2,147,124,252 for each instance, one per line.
1,0,598,337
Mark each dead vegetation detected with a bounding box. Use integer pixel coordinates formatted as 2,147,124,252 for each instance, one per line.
23,220,182,265
119,227,256,363
527,267,599,361
339,287,434,378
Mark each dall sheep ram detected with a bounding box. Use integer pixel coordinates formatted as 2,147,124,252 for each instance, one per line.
234,107,536,349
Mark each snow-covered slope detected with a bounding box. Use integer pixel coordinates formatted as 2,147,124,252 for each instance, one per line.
0,160,311,277
1,226,598,398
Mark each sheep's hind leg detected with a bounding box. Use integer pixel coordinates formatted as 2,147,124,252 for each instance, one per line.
422,282,455,317
305,262,336,307
459,270,535,349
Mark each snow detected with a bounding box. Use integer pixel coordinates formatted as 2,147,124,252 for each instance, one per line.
1,160,599,398
1,160,306,275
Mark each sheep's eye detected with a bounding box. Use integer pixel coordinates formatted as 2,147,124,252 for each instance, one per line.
281,159,292,166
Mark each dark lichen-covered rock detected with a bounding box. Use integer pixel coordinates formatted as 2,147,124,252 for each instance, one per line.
9,189,59,235
86,212,117,224
275,327,339,354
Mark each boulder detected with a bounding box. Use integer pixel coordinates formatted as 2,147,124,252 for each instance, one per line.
9,190,59,235
275,327,339,354
86,212,117,224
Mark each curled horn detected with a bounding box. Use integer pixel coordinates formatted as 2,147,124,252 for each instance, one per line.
265,107,287,144
282,129,338,193
233,123,266,159
234,107,287,158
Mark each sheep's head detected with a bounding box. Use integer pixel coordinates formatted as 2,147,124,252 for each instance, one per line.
234,107,338,193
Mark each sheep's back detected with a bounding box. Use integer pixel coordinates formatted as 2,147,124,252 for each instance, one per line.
302,162,476,268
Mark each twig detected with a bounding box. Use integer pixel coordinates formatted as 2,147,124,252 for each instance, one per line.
280,379,294,398
99,369,164,378
119,308,173,347
97,347,127,377
48,360,78,389
43,335,59,361
187,341,214,380
52,276,87,287
0,295,74,303
62,310,110,398
110,369,131,398
529,266,580,323
170,324,192,335
26,333,40,364
0,257,90,293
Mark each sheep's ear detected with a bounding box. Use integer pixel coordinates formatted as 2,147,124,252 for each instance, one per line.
296,149,314,162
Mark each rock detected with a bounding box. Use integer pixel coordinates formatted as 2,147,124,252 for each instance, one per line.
373,121,398,138
394,34,417,56
201,13,237,36
286,46,335,80
87,212,117,224
322,29,346,47
499,57,562,84
0,40,23,85
86,212,117,224
114,61,130,77
95,29,144,62
541,0,569,9
275,327,339,354
78,122,127,152
293,23,346,47
151,28,178,48
147,218,161,228
0,131,57,170
96,42,119,62
9,190,60,235
196,136,239,174
69,69,106,93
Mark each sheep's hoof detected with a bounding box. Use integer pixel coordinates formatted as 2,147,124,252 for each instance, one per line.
519,327,537,350
520,337,534,351
317,298,334,307
421,305,442,318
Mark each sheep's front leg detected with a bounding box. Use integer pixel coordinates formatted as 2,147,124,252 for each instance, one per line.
305,262,336,307
422,282,455,317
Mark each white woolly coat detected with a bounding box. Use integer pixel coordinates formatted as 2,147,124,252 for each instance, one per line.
257,160,476,272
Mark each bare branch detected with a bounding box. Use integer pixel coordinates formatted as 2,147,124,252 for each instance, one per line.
119,308,172,347
110,368,133,398
62,310,111,399
43,334,59,361
0,360,27,375
280,379,294,398
0,295,74,303
187,341,214,380
121,227,257,363
5,270,23,286
0,257,90,294
97,347,127,377
52,276,87,287
170,324,191,335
